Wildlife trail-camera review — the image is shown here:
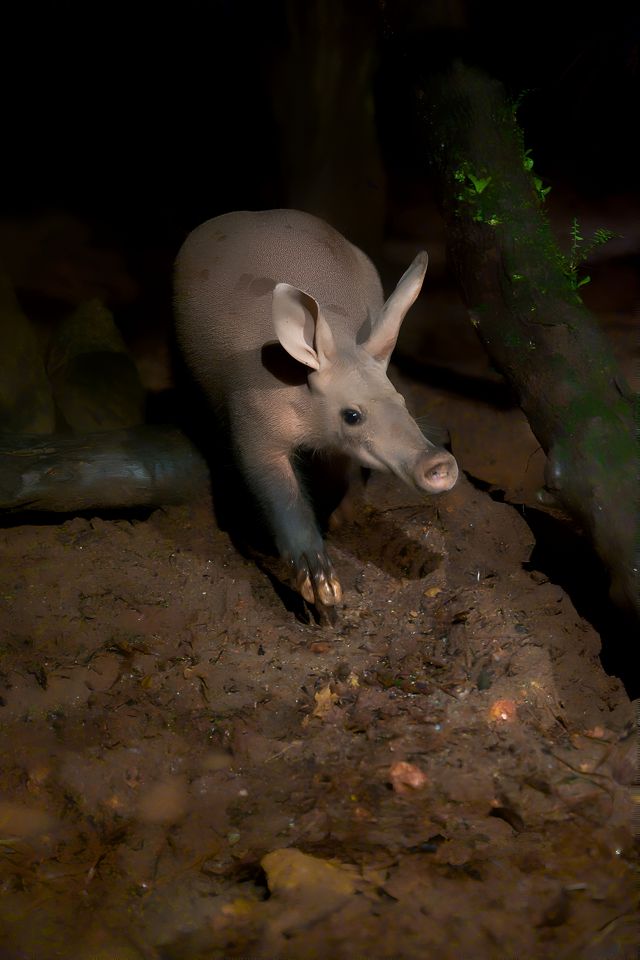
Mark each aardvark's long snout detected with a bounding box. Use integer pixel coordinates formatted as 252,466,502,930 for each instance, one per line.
413,449,458,494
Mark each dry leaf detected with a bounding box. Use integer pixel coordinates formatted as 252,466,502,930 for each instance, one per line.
303,683,338,725
389,761,429,794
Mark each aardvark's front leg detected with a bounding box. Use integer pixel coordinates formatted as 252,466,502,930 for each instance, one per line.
239,447,342,607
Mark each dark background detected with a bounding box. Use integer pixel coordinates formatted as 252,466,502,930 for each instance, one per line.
3,0,638,245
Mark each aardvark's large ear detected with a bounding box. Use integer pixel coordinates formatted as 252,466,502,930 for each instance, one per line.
363,251,428,367
273,283,337,370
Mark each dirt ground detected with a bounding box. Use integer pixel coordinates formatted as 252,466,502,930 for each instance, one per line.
0,195,638,959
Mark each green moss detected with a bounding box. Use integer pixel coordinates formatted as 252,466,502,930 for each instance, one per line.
452,163,502,225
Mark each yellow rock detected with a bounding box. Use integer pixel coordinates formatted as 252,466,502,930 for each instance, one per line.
424,586,442,598
262,848,356,897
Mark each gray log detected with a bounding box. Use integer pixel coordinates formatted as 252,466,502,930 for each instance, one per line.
0,426,209,513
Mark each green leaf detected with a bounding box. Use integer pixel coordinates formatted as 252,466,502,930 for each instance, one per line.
468,173,492,194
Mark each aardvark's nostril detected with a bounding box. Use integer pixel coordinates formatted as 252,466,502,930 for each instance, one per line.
417,451,458,493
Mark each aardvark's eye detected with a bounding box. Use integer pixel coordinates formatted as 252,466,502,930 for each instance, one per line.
342,408,363,426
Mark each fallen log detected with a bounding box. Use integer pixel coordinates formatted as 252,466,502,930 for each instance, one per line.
0,426,210,514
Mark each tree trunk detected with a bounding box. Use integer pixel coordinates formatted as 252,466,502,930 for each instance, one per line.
0,272,56,433
46,298,146,432
272,0,386,259
0,426,209,513
421,63,639,620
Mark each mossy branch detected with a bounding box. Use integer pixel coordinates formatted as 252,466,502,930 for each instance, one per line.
421,62,639,620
